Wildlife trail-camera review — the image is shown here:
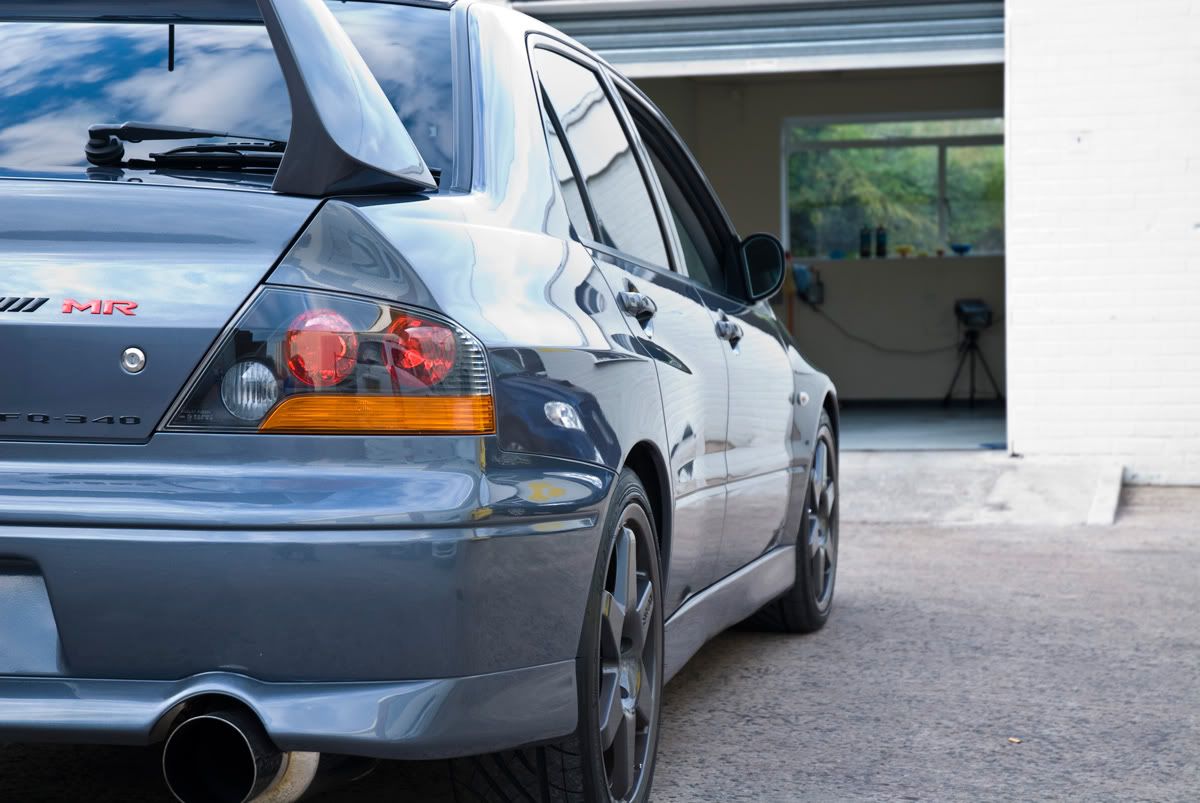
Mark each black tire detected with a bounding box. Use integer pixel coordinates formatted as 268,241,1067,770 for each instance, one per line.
745,411,839,634
452,469,665,803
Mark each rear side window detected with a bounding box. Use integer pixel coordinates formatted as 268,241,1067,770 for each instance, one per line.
0,2,454,180
533,48,668,268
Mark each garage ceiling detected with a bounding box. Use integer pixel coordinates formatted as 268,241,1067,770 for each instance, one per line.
512,0,1004,78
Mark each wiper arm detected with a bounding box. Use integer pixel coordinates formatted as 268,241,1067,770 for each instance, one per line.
86,122,287,166
131,144,441,184
127,143,286,173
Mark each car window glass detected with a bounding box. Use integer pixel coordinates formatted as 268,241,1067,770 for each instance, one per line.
540,91,594,240
646,149,726,294
0,2,454,179
534,49,668,268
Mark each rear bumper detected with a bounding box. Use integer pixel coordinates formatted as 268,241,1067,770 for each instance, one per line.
1,516,605,683
0,435,611,755
0,661,577,760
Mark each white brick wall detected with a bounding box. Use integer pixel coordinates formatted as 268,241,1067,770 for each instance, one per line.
1006,0,1200,482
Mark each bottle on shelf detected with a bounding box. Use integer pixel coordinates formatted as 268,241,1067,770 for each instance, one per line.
875,225,888,258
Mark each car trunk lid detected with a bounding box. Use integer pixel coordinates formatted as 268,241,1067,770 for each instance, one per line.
0,180,319,442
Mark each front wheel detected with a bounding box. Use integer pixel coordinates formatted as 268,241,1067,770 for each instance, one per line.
745,410,839,633
452,469,665,803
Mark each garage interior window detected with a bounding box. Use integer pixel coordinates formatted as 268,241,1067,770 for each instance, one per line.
785,118,1003,259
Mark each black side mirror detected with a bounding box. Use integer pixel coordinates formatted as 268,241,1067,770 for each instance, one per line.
740,233,786,302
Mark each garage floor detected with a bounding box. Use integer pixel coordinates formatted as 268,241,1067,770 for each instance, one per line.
4,488,1196,802
840,402,1007,451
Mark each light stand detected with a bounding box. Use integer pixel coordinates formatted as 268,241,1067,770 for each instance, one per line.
942,300,1003,408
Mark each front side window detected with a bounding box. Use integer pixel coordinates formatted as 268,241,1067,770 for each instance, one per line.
0,3,455,181
533,48,668,268
646,149,726,295
622,89,734,296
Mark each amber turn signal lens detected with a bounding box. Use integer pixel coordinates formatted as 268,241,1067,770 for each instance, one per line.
258,395,495,435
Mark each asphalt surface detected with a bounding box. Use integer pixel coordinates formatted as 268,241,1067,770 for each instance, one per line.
3,486,1197,801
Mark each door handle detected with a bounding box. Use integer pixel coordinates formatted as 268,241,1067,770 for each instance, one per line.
618,291,657,325
715,319,743,346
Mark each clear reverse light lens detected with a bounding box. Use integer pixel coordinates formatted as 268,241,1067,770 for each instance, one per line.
221,360,279,421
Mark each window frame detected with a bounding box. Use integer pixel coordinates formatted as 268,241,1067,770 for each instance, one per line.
446,1,474,193
539,81,600,242
527,35,676,274
612,75,748,301
780,112,1004,258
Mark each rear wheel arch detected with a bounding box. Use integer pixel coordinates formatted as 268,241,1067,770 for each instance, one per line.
620,442,671,578
453,466,666,802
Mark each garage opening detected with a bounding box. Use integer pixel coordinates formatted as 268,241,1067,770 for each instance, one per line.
777,112,1006,451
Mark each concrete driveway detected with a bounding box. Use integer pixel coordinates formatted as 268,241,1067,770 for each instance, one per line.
3,487,1197,801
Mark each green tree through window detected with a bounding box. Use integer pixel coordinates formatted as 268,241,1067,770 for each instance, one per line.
786,118,1003,258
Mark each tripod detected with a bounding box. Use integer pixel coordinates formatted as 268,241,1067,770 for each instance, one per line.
942,328,1003,408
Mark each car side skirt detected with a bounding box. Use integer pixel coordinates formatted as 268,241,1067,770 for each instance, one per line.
663,545,797,681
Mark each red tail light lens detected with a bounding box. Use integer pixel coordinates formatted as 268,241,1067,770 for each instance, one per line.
285,309,358,387
164,288,493,434
385,315,457,387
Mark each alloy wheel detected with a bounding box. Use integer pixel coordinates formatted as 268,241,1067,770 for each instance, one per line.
597,504,659,802
807,434,838,612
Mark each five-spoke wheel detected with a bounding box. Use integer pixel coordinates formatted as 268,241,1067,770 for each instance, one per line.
597,512,659,802
807,434,837,613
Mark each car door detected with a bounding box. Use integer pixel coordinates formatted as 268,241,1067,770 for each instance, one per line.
616,84,799,581
530,43,731,614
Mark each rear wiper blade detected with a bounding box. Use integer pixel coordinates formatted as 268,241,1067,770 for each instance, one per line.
129,143,286,173
86,122,287,166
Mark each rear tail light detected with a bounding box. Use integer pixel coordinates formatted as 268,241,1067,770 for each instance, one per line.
259,396,495,434
165,288,493,435
285,309,358,387
386,314,457,387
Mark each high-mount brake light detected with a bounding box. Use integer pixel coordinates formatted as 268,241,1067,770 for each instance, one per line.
165,289,493,435
285,309,358,387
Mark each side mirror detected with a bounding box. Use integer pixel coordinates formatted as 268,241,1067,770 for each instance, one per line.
740,233,786,302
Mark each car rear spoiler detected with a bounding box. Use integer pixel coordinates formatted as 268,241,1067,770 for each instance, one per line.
1,0,437,197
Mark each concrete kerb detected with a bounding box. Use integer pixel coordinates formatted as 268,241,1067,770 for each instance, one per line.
840,451,1125,528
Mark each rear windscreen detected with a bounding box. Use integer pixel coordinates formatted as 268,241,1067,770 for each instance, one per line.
0,2,455,180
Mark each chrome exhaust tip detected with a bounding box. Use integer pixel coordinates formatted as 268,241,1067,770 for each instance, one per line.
162,707,283,803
